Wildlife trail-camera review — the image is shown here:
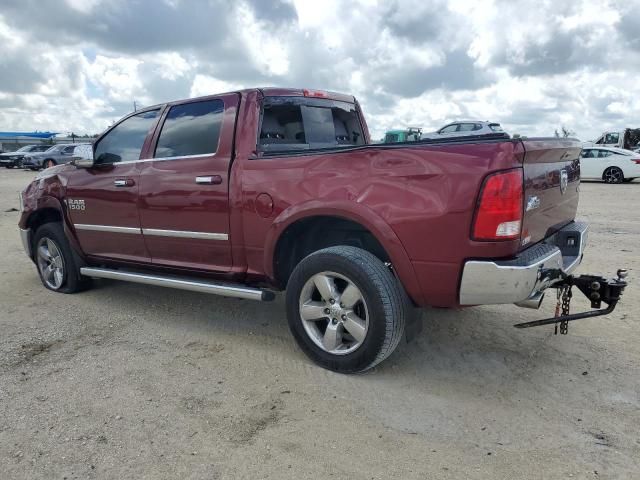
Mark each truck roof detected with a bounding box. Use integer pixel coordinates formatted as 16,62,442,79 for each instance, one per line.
137,87,356,114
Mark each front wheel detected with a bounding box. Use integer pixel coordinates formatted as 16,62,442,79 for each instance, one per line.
286,246,407,373
603,167,624,184
33,223,91,294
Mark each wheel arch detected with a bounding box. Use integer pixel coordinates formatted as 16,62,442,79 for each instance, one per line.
264,201,423,305
23,196,84,260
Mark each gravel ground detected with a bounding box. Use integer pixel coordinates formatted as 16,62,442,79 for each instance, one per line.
0,168,638,479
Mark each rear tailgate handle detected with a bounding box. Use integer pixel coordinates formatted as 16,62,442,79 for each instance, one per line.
114,178,135,187
196,175,222,185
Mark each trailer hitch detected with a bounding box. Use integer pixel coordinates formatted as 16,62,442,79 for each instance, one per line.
513,269,628,331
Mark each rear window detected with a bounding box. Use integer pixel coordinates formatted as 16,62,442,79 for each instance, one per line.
258,96,365,153
384,133,399,143
489,123,503,132
155,99,224,158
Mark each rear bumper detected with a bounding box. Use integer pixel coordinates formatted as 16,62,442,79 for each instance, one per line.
459,221,588,305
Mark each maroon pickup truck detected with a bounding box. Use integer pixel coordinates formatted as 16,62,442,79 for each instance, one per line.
18,88,627,373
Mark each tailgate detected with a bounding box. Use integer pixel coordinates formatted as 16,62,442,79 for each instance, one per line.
519,138,582,249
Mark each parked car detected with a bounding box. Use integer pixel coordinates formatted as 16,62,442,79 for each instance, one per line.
22,143,92,170
591,128,640,150
17,88,627,373
580,146,640,183
421,121,505,140
383,127,422,143
0,144,51,168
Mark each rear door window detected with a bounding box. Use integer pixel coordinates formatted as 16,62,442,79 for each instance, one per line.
259,96,364,153
155,99,224,158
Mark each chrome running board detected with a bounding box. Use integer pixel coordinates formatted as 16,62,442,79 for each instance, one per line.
80,267,275,301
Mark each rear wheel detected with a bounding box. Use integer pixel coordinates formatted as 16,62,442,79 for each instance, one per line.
286,246,407,373
603,167,624,184
33,223,90,294
6,165,13,169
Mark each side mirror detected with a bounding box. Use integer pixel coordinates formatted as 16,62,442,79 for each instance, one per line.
73,157,94,168
72,145,94,168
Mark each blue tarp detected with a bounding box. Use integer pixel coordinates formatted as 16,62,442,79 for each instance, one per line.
0,132,58,139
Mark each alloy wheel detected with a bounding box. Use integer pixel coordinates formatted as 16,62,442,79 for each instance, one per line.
604,167,623,184
298,271,369,355
36,237,66,289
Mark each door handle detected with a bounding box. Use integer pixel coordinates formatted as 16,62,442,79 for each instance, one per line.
114,179,135,187
196,175,222,185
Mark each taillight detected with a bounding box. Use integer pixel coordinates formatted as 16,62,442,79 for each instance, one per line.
632,158,640,165
472,169,523,241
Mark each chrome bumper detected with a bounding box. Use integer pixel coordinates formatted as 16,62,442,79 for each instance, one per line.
20,228,32,258
459,221,589,305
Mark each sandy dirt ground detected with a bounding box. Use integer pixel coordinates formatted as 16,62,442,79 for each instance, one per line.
0,168,638,479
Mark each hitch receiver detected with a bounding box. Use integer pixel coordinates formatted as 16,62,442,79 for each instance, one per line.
513,269,628,329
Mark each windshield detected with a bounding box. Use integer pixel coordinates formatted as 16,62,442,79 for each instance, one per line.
44,145,58,152
16,146,33,152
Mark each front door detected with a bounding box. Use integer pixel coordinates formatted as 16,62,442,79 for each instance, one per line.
66,109,161,262
137,94,239,271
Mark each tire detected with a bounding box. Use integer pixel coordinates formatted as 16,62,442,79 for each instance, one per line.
6,165,13,169
286,246,407,373
33,222,91,294
603,167,624,184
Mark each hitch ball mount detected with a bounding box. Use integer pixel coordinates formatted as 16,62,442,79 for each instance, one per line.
513,269,628,330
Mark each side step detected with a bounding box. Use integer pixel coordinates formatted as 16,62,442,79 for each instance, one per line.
80,267,275,301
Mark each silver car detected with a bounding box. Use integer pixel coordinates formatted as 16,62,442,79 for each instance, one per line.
22,143,92,170
422,121,505,140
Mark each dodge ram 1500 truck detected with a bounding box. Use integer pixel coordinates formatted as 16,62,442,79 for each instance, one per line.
18,88,628,373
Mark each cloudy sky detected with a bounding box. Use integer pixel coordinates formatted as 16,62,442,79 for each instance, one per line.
0,0,638,140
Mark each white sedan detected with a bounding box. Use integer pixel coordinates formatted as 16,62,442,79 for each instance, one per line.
580,146,640,184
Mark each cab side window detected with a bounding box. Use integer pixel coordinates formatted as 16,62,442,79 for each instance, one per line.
581,149,595,158
154,100,224,159
94,109,160,165
603,133,619,144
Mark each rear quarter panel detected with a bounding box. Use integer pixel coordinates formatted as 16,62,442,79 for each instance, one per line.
237,140,524,307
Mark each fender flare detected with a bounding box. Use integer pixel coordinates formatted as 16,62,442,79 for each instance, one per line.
27,194,86,261
263,200,424,305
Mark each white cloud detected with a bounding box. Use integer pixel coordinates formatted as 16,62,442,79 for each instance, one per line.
0,0,637,140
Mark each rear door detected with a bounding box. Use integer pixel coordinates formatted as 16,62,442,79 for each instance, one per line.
66,109,161,262
137,94,239,272
519,139,582,248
